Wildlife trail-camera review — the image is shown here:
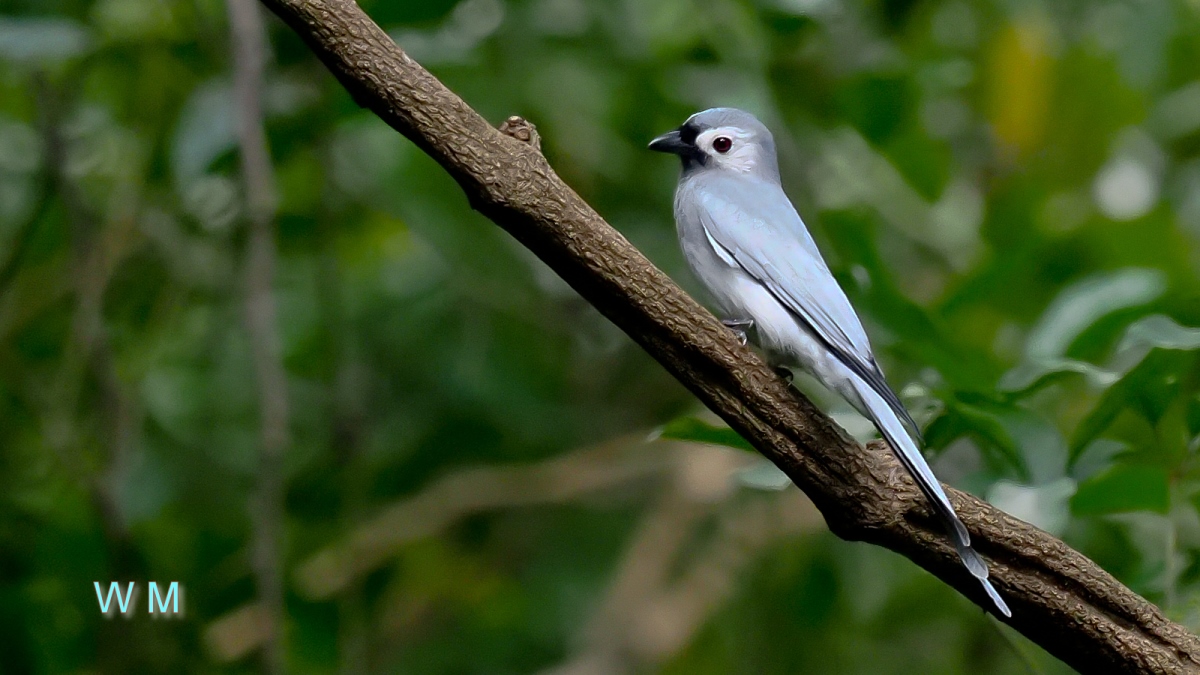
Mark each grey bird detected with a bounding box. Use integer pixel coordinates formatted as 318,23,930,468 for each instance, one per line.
649,108,1010,618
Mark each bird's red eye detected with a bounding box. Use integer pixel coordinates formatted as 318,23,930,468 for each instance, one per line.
712,136,732,153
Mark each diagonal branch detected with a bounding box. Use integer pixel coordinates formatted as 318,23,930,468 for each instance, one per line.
256,0,1200,672
293,435,683,600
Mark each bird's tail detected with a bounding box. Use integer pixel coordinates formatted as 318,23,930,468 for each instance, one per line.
851,379,1011,618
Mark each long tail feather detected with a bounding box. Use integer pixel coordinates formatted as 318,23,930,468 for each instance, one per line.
852,379,1011,618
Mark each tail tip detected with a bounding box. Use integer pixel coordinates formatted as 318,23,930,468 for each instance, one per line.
983,578,1012,618
957,544,1011,618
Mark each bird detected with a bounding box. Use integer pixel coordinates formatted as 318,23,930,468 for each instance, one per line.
648,107,1010,618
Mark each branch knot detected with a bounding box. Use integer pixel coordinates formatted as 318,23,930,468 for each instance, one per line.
499,115,541,150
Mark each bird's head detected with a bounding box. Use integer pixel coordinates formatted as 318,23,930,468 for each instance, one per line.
648,108,779,181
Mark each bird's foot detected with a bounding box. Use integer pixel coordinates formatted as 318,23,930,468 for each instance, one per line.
722,318,754,346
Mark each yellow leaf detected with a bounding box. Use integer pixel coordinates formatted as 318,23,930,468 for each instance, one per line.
988,18,1055,156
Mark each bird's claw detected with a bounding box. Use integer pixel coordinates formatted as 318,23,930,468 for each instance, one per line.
722,318,753,346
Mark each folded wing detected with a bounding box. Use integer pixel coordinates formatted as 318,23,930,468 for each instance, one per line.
694,178,922,440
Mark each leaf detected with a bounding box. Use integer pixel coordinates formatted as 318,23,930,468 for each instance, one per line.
938,395,1067,482
736,461,793,491
986,477,1076,535
1070,350,1192,462
1070,438,1129,484
997,357,1118,396
821,210,992,389
1116,314,1200,353
171,76,317,185
1188,395,1200,438
988,19,1053,155
1001,314,1200,399
1070,464,1170,516
170,80,235,185
655,416,755,453
0,18,92,64
1025,268,1166,361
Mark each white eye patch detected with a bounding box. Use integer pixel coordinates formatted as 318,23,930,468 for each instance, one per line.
695,126,758,172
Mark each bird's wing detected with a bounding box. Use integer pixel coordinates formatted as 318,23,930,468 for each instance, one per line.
694,177,922,439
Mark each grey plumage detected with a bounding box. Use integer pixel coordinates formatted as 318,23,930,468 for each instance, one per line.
650,108,1010,618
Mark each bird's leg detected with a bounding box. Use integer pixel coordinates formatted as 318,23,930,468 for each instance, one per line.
721,318,754,346
773,365,794,385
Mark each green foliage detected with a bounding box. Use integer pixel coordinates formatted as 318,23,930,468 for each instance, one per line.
1072,464,1171,516
658,415,756,453
2,0,1200,673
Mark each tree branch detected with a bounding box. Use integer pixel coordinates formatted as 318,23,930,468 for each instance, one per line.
227,0,289,672
546,482,822,675
256,0,1200,672
294,435,684,600
35,73,149,672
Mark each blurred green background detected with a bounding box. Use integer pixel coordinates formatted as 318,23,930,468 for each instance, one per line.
2,0,1200,672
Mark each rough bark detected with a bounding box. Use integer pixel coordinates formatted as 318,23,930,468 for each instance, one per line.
256,0,1200,672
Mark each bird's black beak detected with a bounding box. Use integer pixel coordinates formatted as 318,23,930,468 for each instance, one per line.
648,129,689,154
